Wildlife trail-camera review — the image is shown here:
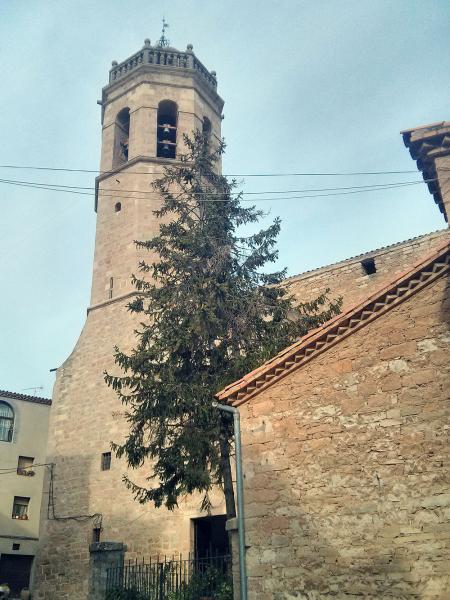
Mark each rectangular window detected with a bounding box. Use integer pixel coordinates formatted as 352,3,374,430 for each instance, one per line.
17,456,34,476
92,527,102,543
101,452,111,471
12,497,30,520
361,257,376,275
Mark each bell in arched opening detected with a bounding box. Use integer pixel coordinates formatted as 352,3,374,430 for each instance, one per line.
157,100,177,159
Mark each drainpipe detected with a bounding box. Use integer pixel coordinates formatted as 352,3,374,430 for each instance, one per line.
212,402,248,600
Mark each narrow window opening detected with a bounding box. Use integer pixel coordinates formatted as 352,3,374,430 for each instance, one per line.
17,456,35,476
101,452,111,471
157,100,177,159
113,108,130,167
0,401,14,442
12,543,20,551
92,527,102,543
108,277,113,300
202,116,212,137
12,496,30,520
115,202,121,213
193,515,229,558
361,257,376,275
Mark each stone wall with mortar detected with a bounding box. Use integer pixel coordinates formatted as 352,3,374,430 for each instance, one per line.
91,65,222,307
285,228,449,311
33,299,224,600
33,54,224,600
33,40,450,600
237,273,450,599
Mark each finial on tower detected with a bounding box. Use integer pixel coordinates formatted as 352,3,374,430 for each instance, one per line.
156,18,170,48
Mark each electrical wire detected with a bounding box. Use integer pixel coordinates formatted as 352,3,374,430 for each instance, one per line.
0,462,53,474
0,462,102,525
2,163,449,177
0,177,433,202
0,176,434,197
47,463,102,526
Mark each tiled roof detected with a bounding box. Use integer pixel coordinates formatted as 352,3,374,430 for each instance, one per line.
282,228,448,284
216,240,450,407
402,121,450,222
0,389,51,406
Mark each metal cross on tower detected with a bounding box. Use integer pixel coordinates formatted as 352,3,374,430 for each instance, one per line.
157,18,170,47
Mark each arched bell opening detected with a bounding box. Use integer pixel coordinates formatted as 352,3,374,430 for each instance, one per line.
202,116,212,137
113,107,130,167
157,100,177,159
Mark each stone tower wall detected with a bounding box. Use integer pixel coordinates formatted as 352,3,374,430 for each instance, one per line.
33,46,224,600
33,300,223,600
91,67,223,307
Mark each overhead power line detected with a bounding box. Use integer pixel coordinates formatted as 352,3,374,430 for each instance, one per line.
0,462,53,475
0,176,433,197
0,163,434,177
0,177,431,202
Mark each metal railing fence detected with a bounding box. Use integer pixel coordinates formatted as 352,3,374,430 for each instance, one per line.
105,553,232,600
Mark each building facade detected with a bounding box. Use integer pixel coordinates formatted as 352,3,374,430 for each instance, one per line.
219,242,450,600
33,40,227,600
0,390,51,597
32,32,450,599
217,123,450,599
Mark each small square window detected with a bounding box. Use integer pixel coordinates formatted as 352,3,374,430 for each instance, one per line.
12,496,30,520
17,456,34,476
361,257,376,275
12,543,20,551
101,452,111,471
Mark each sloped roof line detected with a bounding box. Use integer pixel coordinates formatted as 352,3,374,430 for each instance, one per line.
216,240,450,407
281,228,448,284
0,389,52,406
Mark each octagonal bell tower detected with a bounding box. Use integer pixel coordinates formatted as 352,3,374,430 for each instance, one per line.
91,39,224,307
33,40,225,600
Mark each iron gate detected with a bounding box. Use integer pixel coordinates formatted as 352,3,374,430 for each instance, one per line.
105,553,232,600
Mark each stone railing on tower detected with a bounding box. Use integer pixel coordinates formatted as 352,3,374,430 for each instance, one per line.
109,40,218,91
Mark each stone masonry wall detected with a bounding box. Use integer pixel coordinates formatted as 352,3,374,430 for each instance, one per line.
34,58,224,600
238,273,450,599
285,229,449,311
33,299,223,600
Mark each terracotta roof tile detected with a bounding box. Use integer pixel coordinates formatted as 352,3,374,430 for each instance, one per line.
0,389,52,406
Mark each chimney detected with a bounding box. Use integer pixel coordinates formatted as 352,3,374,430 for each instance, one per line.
401,121,450,224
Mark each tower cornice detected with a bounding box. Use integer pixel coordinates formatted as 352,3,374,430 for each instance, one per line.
100,41,223,114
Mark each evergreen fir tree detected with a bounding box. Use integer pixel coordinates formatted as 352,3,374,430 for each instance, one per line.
105,131,341,517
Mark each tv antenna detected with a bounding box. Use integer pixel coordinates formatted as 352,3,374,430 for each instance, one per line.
22,386,44,395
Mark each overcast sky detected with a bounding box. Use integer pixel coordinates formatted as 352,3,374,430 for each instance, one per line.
0,0,448,397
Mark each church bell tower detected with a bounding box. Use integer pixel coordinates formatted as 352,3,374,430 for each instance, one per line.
91,38,224,306
33,38,225,600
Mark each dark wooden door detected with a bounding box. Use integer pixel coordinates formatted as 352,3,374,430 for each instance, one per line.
0,554,33,596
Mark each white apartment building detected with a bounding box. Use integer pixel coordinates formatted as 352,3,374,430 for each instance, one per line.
0,390,51,597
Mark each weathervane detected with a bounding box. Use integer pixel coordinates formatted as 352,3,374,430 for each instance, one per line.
156,18,170,48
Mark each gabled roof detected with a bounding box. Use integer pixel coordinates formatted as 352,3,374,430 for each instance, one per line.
0,389,52,406
216,240,450,407
282,228,447,284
